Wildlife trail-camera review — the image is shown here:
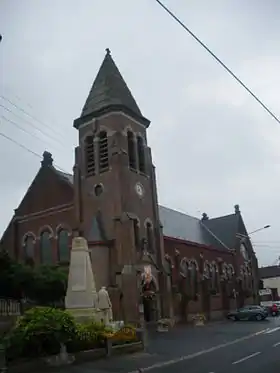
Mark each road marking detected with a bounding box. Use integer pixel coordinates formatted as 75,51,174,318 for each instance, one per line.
232,352,261,365
264,327,280,334
255,328,270,335
127,329,269,373
273,341,280,347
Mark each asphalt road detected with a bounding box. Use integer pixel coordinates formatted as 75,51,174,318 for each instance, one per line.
60,317,280,373
147,323,280,373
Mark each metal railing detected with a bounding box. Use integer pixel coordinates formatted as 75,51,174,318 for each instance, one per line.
0,299,21,317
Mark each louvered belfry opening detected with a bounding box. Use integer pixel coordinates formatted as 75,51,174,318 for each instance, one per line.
127,131,136,170
85,135,95,176
98,131,109,173
137,136,145,173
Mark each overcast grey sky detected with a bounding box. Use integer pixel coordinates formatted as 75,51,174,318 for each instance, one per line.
1,0,280,266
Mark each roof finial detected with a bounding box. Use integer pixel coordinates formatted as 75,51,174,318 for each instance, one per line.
41,151,53,167
234,204,240,214
105,48,111,56
201,212,209,221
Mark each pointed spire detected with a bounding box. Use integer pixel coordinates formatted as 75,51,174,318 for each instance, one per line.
74,49,150,128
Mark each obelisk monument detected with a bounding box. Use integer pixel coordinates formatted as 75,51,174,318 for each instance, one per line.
65,236,99,321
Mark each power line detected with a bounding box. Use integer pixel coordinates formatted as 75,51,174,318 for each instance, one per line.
155,0,280,125
0,95,68,139
0,130,42,159
1,115,56,147
0,103,65,147
0,127,68,173
1,89,73,134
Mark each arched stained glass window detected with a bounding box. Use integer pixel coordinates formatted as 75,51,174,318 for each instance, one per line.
58,229,69,262
40,231,52,264
24,235,35,259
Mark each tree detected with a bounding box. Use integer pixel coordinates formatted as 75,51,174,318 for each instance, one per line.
0,249,68,305
31,265,68,305
0,250,32,299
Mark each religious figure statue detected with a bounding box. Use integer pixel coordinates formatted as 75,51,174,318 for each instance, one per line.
141,265,156,297
97,286,113,325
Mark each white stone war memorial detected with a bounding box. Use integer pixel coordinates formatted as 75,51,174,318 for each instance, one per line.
65,236,121,328
65,236,100,321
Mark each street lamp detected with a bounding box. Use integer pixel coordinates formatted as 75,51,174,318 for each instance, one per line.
235,225,270,305
248,225,270,236
236,225,271,241
121,239,152,349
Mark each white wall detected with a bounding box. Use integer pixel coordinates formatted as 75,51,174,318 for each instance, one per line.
263,277,280,295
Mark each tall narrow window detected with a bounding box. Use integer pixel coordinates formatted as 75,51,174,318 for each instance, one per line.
146,222,154,252
98,131,109,173
191,261,198,297
85,135,95,176
40,231,52,264
212,264,219,293
127,131,136,169
58,229,69,263
133,219,140,250
137,136,146,173
23,235,35,260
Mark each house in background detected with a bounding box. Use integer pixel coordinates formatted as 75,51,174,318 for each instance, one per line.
0,49,260,323
259,265,280,302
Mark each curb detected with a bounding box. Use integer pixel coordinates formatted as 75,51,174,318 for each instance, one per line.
5,342,143,373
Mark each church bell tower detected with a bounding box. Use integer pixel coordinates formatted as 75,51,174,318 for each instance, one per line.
73,49,166,320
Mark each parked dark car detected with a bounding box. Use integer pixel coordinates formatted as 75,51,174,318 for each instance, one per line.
227,305,268,321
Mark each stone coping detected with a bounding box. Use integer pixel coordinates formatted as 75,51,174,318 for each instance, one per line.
6,340,143,373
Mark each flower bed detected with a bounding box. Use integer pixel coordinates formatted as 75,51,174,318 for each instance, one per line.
3,306,139,365
192,314,206,325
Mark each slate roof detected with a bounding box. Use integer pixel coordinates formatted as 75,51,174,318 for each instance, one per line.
203,214,239,251
159,206,238,251
55,170,238,251
74,49,150,128
259,266,280,279
158,206,208,245
56,170,73,184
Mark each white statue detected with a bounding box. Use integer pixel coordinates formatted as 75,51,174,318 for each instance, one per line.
98,286,113,325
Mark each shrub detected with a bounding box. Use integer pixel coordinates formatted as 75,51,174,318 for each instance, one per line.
5,307,138,362
66,320,111,353
5,307,76,361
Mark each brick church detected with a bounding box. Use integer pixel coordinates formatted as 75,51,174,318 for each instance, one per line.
0,49,259,323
